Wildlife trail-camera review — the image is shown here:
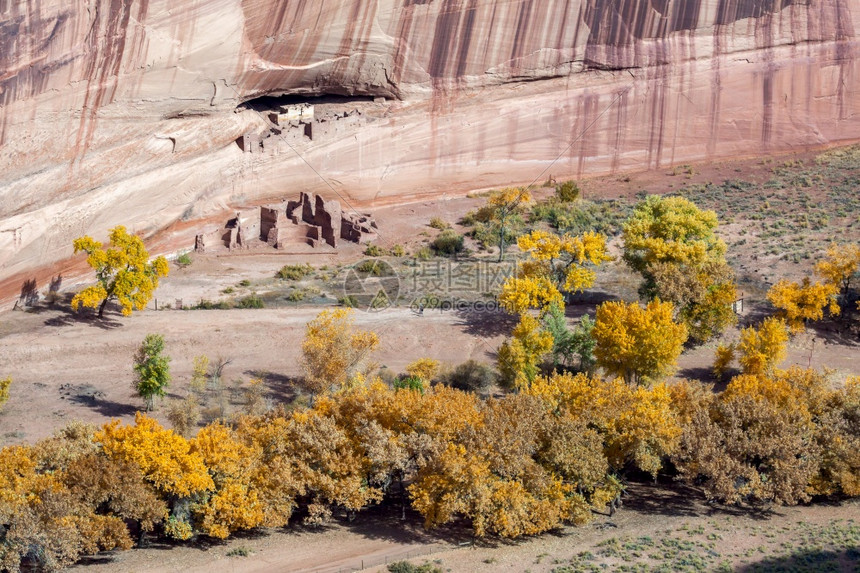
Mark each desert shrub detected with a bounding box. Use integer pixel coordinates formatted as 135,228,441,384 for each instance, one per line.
390,244,406,257
440,360,496,393
364,243,384,256
461,205,496,225
387,562,442,573
0,376,10,412
468,216,523,252
431,230,464,256
338,295,358,308
555,180,581,202
176,252,193,266
227,546,252,557
376,366,397,385
195,299,232,310
237,294,264,309
428,217,450,230
414,246,433,260
286,290,305,302
276,263,313,280
355,260,393,276
238,279,251,287
166,395,200,437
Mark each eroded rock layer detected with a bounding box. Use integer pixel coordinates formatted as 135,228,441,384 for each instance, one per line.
0,0,858,302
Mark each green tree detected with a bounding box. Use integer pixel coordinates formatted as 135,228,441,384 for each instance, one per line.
487,188,532,261
71,226,169,318
541,304,595,373
133,334,171,411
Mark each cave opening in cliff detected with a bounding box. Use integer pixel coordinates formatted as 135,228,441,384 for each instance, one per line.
239,93,379,113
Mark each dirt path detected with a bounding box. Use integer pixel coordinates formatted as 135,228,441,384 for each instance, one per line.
68,484,859,573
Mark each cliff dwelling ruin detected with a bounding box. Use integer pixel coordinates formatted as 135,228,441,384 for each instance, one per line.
237,95,382,153
194,192,378,253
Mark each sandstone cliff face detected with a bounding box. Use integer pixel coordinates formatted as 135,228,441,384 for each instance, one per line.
0,0,858,301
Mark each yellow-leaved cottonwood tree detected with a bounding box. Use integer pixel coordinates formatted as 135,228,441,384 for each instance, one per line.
301,308,379,393
592,299,688,385
621,195,737,342
71,226,169,318
499,230,612,315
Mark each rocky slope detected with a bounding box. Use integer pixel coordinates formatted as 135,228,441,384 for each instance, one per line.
0,0,858,303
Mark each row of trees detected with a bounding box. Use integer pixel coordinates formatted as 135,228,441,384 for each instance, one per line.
1,362,857,571
494,193,859,389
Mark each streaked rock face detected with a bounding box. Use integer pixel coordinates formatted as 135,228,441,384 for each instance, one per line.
1,0,858,300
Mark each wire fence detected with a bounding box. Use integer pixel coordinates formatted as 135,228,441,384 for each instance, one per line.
331,541,473,573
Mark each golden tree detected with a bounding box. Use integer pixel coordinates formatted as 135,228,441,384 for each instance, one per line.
189,423,265,538
525,372,681,476
499,230,611,314
815,242,860,295
301,308,379,393
647,260,737,342
71,226,169,318
811,375,860,497
592,299,688,385
622,195,735,342
736,317,789,377
712,343,735,381
404,358,440,384
767,277,839,332
96,413,213,539
497,314,553,390
622,195,725,274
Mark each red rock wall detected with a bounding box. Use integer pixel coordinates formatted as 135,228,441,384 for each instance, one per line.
0,0,858,302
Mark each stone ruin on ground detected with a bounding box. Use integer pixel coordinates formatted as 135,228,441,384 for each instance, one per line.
194,192,378,253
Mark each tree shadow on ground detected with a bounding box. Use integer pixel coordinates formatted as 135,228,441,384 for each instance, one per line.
245,369,300,406
38,303,123,330
807,318,860,348
454,308,518,339
676,366,716,385
68,394,139,418
338,500,474,546
566,290,620,306
622,481,704,519
737,547,859,572
738,301,773,329
624,479,777,522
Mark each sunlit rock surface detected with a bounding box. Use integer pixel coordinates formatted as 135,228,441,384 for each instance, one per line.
1,0,858,300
